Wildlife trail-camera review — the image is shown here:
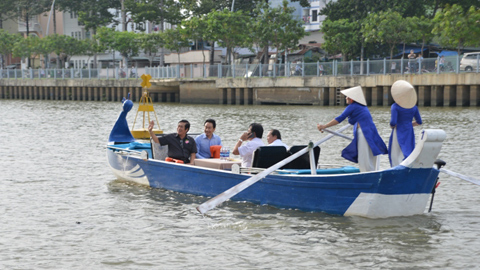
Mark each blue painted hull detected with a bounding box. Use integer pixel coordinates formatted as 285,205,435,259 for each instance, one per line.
106,147,440,217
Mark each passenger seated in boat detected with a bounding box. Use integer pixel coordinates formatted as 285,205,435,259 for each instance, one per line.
233,123,265,167
195,119,222,159
266,129,288,149
148,120,197,164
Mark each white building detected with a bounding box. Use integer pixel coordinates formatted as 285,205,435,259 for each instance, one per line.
270,0,334,44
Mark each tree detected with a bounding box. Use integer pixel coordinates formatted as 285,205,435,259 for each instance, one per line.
321,0,426,21
0,29,21,68
12,35,46,68
139,33,164,67
205,9,252,65
251,0,306,65
125,0,184,67
43,34,82,68
321,19,359,61
112,31,141,67
55,0,120,68
56,0,120,34
430,0,480,17
79,38,102,67
180,0,267,69
95,27,117,68
408,16,434,55
162,28,190,64
320,0,426,60
362,10,408,60
432,4,480,54
0,0,16,29
181,16,212,67
4,0,51,67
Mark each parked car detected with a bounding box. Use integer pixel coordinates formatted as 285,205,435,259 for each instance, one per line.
460,52,480,72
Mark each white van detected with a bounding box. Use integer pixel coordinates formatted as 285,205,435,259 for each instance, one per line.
460,52,480,72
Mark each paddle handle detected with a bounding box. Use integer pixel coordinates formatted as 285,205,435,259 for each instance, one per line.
324,128,353,141
197,124,351,214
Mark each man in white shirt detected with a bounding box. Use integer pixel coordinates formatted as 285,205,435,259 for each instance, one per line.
233,123,265,167
266,129,288,149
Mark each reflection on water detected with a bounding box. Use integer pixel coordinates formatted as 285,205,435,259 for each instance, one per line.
1,100,479,269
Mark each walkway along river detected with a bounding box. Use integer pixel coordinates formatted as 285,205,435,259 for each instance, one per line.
0,72,479,107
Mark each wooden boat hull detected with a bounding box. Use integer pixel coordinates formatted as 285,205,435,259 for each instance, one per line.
107,100,446,218
106,147,440,218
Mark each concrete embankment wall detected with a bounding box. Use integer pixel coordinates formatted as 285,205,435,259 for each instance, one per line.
1,73,479,107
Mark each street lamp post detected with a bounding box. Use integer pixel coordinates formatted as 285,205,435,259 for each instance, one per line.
45,0,56,69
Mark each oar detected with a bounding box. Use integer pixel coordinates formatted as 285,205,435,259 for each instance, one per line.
440,168,480,186
196,124,352,214
324,128,353,141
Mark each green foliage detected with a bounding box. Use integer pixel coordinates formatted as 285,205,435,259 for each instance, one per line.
162,28,190,63
79,38,102,57
0,30,21,67
125,0,184,28
432,4,480,53
407,16,434,51
181,16,212,64
77,0,120,33
139,33,164,66
113,31,141,59
0,0,16,20
95,27,116,53
12,35,37,59
2,0,51,21
321,19,359,60
43,34,83,66
362,10,408,59
205,9,252,63
251,1,306,57
321,0,426,21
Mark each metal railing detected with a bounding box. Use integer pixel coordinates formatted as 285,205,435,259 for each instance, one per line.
1,55,479,80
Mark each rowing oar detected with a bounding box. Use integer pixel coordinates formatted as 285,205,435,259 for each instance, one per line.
323,128,353,141
196,124,352,214
440,168,480,186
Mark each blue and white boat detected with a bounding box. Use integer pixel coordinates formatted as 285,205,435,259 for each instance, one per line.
106,99,447,218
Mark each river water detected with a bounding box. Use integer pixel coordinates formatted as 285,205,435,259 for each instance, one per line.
1,99,479,269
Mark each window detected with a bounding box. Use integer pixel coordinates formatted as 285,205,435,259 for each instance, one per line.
312,10,318,22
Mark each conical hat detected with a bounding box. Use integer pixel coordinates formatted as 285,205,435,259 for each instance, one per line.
391,80,417,108
340,86,366,106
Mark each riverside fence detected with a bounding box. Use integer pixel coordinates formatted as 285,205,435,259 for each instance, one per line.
1,55,479,80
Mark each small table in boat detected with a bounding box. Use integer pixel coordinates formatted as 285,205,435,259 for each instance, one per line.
194,158,242,170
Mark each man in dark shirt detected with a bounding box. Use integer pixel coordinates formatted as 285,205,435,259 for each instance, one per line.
148,120,197,164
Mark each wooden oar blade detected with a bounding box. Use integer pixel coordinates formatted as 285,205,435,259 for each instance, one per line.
440,168,480,186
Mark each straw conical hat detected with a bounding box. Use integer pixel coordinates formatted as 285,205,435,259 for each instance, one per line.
391,80,417,108
340,86,367,106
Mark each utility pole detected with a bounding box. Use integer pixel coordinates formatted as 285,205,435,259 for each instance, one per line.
121,0,127,68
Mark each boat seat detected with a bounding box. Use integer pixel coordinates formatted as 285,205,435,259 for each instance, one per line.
150,138,168,160
282,145,320,170
252,146,288,168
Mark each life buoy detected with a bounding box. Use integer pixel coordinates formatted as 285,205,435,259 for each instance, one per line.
165,157,184,164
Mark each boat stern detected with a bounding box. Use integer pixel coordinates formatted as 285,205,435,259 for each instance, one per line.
401,129,446,169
